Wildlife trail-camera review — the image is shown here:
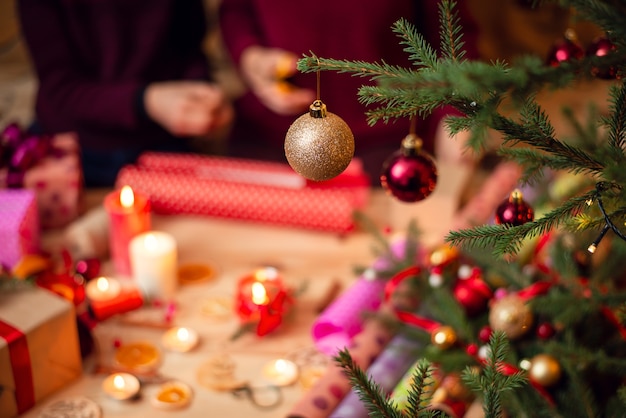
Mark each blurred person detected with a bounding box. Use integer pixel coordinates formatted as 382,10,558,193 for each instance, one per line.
18,0,233,187
219,0,480,180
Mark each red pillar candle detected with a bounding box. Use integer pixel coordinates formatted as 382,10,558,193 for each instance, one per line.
104,185,151,276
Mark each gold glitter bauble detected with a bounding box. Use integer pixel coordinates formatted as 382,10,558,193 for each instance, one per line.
529,354,562,387
488,294,533,339
284,100,354,181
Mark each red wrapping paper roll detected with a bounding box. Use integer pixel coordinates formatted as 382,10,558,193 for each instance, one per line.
116,153,370,233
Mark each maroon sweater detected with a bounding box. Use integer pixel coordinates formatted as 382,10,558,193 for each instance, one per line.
18,0,210,152
220,0,480,178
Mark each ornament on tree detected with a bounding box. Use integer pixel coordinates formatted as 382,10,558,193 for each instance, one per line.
284,99,354,181
528,354,562,387
430,325,457,350
380,133,438,203
495,189,534,226
453,276,492,316
488,294,533,339
546,29,584,67
586,36,618,79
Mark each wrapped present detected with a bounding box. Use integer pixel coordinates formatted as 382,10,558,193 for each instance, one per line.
0,287,83,417
0,189,40,269
116,152,370,233
1,123,83,229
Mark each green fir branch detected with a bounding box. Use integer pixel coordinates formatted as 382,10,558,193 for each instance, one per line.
392,18,439,70
438,0,466,63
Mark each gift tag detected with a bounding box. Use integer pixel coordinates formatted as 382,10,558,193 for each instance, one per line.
39,396,101,418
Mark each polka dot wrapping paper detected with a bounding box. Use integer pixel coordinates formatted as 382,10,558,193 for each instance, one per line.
116,153,371,234
0,189,40,269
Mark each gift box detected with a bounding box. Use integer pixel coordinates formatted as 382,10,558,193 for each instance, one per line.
1,123,83,230
0,287,83,417
116,152,371,233
0,189,40,269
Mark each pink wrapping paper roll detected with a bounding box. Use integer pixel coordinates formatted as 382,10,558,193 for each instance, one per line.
116,153,370,234
287,319,394,418
311,277,387,356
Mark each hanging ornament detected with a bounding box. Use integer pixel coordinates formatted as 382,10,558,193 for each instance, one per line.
546,29,584,67
495,189,534,226
528,354,562,387
453,278,492,316
488,294,533,339
285,61,354,181
380,133,437,203
587,36,618,79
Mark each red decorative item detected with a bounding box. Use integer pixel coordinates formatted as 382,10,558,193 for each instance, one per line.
587,36,618,79
104,185,151,276
495,189,534,226
235,267,293,336
452,276,492,316
380,134,437,203
546,31,584,67
117,152,370,234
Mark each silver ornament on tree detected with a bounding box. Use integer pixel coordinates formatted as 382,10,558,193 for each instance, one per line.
284,68,354,181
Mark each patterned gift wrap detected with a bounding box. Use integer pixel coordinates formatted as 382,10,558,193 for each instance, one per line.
116,153,370,233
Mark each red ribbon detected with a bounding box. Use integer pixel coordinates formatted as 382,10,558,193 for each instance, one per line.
0,320,35,413
384,265,441,333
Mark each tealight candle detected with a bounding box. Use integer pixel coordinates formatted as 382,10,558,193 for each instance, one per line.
129,231,178,301
162,326,199,352
262,358,299,386
85,276,121,302
102,372,140,400
104,185,151,276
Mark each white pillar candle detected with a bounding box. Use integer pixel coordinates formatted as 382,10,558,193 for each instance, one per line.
129,231,178,301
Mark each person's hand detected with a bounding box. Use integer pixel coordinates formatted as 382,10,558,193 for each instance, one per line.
240,46,315,115
144,81,233,137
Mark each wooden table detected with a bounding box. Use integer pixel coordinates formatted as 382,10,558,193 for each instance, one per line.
24,163,468,418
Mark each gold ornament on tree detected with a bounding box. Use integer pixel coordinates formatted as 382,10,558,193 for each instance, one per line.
528,353,562,387
284,67,354,181
488,294,533,339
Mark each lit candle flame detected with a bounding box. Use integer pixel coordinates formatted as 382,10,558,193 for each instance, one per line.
96,277,110,292
144,233,158,251
120,185,135,208
113,374,126,390
251,282,269,305
275,359,288,373
176,327,189,342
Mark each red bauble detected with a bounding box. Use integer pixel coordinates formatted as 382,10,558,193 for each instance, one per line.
495,189,534,226
587,36,618,79
453,279,492,316
546,36,584,67
380,134,437,203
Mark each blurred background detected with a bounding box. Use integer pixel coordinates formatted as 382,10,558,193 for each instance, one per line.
0,0,605,137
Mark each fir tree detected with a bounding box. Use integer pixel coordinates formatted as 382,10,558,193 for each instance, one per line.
297,0,626,416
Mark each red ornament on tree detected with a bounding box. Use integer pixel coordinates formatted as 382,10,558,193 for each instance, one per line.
453,276,492,316
495,189,534,226
587,36,618,79
380,133,437,203
546,30,584,67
